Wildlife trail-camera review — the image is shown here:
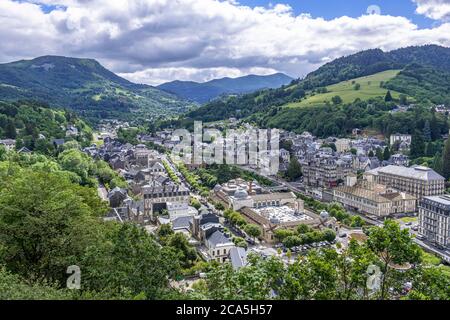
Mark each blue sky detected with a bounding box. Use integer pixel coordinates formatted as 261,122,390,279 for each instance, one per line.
2,0,450,84
241,0,435,27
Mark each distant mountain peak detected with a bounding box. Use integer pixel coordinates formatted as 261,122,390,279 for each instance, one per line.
158,72,294,103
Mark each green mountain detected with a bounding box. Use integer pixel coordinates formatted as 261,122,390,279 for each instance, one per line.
0,56,193,122
158,73,294,103
0,100,93,153
183,45,450,125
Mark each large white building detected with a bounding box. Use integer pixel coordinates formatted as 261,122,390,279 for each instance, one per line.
365,165,445,199
419,195,450,249
390,134,412,147
334,175,417,217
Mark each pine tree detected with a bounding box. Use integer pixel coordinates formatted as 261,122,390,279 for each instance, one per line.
5,119,16,139
286,157,302,181
368,150,375,158
423,120,431,142
410,130,425,159
385,90,393,102
432,152,443,175
442,138,450,179
430,112,439,141
376,148,384,161
425,142,435,157
383,147,391,161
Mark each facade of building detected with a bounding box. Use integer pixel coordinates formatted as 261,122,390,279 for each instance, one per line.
0,139,16,151
390,134,412,147
365,165,445,199
301,155,353,188
335,138,351,153
419,195,450,249
333,175,417,217
143,184,190,218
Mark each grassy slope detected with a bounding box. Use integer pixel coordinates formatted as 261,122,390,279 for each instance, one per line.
286,70,405,108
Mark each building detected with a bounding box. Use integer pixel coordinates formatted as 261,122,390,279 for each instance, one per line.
279,148,291,163
335,138,351,153
229,247,248,270
301,154,353,188
333,175,417,217
189,211,235,263
206,230,235,263
143,184,190,219
419,195,450,249
0,139,16,151
389,154,410,167
365,165,445,199
390,134,412,147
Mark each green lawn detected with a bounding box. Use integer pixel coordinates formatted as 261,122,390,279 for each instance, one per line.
286,70,407,108
399,217,418,223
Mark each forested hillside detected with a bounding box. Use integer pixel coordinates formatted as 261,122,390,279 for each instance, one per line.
0,100,92,153
170,45,450,136
0,56,193,123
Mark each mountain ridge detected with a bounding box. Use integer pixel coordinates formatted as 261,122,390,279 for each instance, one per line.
158,72,294,103
0,55,192,122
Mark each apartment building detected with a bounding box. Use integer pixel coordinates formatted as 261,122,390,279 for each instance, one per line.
419,195,450,249
301,154,353,188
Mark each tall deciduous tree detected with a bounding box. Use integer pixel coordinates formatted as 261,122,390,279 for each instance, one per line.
442,137,450,179
410,130,425,159
286,157,302,181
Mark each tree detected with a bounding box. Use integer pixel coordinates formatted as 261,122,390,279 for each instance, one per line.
432,152,444,175
410,130,425,159
297,224,312,234
375,148,383,161
442,137,450,179
383,147,391,161
322,229,336,242
384,90,393,102
274,229,295,242
4,119,16,139
399,94,408,105
430,112,440,141
81,223,181,299
244,224,262,240
366,220,422,299
332,96,343,105
0,169,108,284
283,235,302,248
167,232,198,268
368,150,374,158
190,197,201,210
423,120,432,142
354,83,361,91
286,157,302,181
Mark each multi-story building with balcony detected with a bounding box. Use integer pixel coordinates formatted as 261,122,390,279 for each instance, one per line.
301,154,353,188
419,195,450,249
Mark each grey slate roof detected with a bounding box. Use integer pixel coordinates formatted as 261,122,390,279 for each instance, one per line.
368,165,444,181
229,247,248,270
207,230,233,248
172,216,193,230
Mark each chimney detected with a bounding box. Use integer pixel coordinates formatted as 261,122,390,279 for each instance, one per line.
248,181,253,195
346,174,357,187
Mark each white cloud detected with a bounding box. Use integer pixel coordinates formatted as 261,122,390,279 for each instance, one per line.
1,0,450,85
413,0,450,21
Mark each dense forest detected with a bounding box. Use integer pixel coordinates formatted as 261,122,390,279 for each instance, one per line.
0,100,93,153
